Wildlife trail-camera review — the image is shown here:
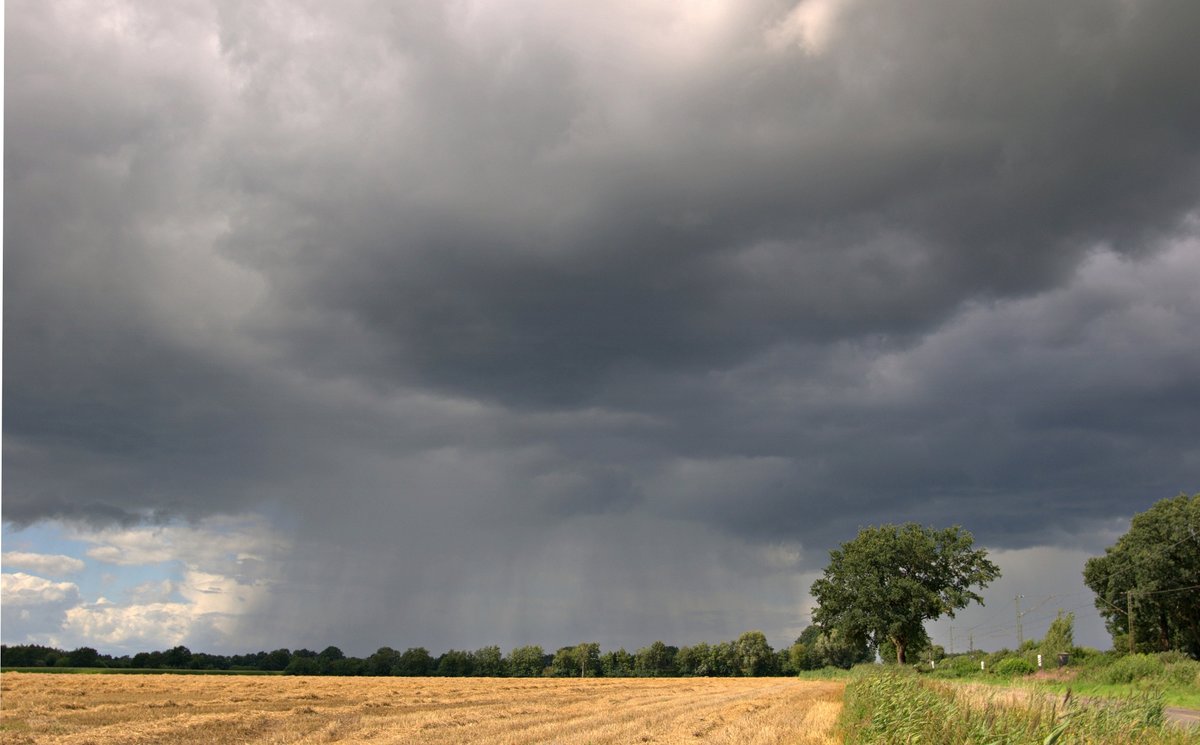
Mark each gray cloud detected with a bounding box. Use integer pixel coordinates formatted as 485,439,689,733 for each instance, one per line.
5,0,1200,652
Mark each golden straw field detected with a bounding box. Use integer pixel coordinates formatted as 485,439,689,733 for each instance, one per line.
0,673,843,744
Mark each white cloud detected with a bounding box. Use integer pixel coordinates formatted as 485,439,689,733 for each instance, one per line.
1,573,83,646
2,551,87,576
74,516,283,573
127,579,175,604
1,517,285,653
63,601,196,649
1,572,81,606
68,517,282,649
178,569,268,616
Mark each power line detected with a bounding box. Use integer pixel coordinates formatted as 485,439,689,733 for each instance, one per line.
941,579,1197,652
1135,582,1200,597
1081,521,1200,591
965,596,1014,633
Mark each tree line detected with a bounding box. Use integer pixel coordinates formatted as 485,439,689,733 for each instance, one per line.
0,627,872,677
4,494,1194,674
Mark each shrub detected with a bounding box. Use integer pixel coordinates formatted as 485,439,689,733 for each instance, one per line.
993,657,1035,676
1070,646,1104,665
984,648,1012,669
1163,660,1200,687
1156,650,1190,665
1105,654,1165,684
933,654,985,678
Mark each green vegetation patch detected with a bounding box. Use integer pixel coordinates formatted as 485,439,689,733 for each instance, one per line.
840,669,1193,744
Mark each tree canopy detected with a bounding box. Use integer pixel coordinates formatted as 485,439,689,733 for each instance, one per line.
1083,493,1200,658
810,523,1000,664
1039,611,1074,659
790,625,873,670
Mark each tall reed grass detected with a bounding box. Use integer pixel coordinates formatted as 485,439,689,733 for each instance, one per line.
840,669,1194,744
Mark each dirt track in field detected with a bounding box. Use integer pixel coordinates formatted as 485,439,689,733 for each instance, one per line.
0,673,843,744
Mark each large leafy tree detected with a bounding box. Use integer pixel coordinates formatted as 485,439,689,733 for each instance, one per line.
811,523,1000,665
1083,493,1200,657
733,631,775,677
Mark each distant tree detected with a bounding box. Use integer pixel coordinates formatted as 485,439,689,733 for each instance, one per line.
311,647,343,675
262,648,292,671
66,647,101,668
788,640,813,672
397,647,434,676
163,646,194,669
807,627,872,669
1083,493,1200,657
106,654,132,669
329,658,361,675
811,524,1000,665
1039,611,1075,660
285,656,320,675
3,644,60,667
734,631,775,676
550,646,579,677
775,648,794,676
318,646,345,663
507,645,545,677
601,648,635,677
675,644,711,677
131,651,158,669
191,652,230,671
2,645,31,666
230,651,266,670
707,641,739,677
575,643,601,677
366,647,401,676
436,649,475,677
473,646,506,677
634,641,676,677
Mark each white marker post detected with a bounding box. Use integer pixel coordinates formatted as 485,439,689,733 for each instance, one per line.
1037,654,1042,668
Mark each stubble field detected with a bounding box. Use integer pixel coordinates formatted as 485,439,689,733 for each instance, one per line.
0,673,843,744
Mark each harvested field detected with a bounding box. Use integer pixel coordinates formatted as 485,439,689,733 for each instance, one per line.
0,673,843,744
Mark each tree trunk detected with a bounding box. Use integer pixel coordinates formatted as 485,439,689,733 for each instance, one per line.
891,636,906,665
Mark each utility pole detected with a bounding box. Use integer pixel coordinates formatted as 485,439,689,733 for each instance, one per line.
969,633,974,653
1016,594,1025,648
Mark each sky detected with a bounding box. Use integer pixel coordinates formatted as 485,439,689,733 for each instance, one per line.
3,0,1199,658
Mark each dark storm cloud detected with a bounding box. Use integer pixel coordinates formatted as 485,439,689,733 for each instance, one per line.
5,0,1200,652
226,0,1200,407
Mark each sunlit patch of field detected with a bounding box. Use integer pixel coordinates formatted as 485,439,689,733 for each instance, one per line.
0,673,843,744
